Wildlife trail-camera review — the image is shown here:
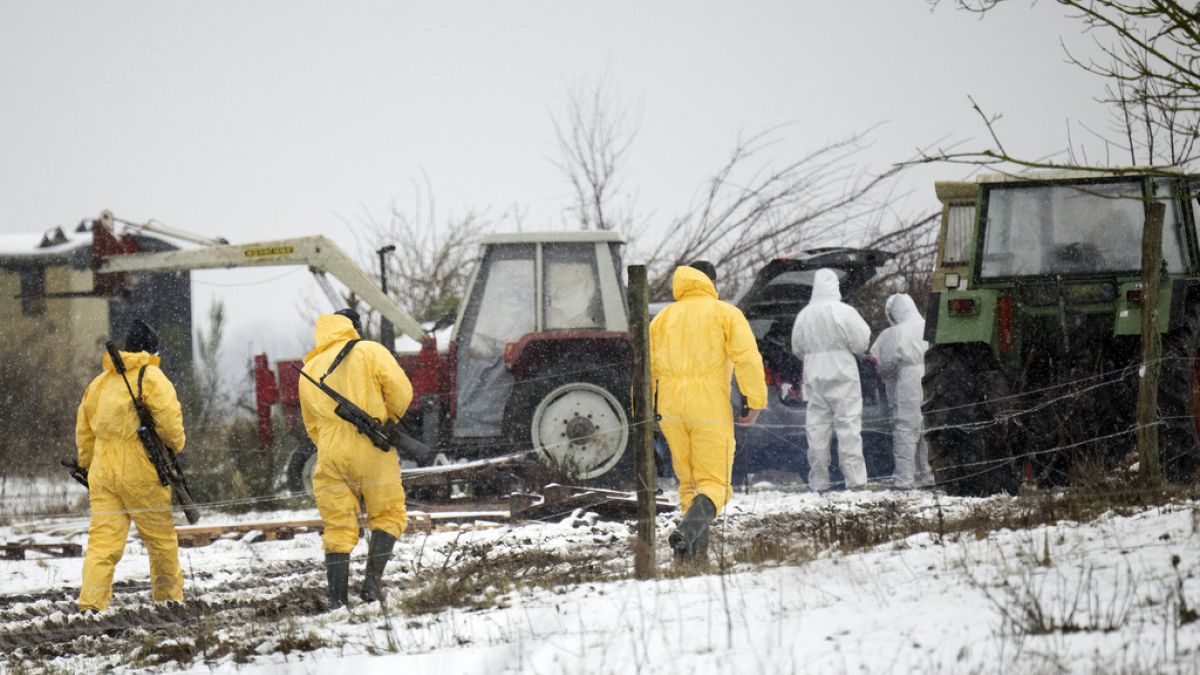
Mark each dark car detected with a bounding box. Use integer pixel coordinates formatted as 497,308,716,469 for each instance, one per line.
729,247,895,487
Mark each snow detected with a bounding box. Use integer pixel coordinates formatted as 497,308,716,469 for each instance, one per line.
3,490,1198,673
0,228,88,257
393,323,454,354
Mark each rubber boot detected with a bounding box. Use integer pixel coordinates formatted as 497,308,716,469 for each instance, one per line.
360,529,397,604
325,552,350,610
668,495,716,565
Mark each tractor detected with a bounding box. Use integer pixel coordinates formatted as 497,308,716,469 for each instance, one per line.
923,170,1200,495
255,231,634,494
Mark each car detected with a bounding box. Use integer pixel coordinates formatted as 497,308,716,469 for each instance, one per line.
729,248,895,488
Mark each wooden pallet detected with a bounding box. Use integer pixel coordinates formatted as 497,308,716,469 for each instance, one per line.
509,483,673,522
2,542,84,560
174,509,511,548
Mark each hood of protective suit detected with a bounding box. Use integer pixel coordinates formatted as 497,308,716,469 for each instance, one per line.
672,266,719,301
306,314,362,361
101,349,160,374
809,268,842,303
885,293,922,325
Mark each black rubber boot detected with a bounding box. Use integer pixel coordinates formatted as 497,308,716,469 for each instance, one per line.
360,529,397,604
668,495,716,565
325,552,350,610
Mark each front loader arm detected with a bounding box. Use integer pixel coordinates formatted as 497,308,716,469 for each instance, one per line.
97,235,426,342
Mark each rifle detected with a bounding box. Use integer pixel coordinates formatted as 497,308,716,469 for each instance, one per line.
291,364,434,465
105,341,201,524
61,459,89,489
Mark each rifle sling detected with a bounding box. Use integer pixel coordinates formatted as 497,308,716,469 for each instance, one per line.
320,339,360,384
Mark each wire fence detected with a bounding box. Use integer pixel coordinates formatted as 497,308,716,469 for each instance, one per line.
7,351,1196,526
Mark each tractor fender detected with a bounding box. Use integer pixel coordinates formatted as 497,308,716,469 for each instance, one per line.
504,331,631,380
930,288,1001,358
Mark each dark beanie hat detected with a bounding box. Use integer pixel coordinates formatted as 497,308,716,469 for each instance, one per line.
334,308,363,336
689,260,718,282
125,319,160,354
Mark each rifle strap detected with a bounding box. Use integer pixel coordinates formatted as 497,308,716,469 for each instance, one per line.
137,365,147,401
321,339,360,384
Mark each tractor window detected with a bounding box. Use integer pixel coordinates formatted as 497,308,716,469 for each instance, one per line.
455,244,535,438
464,246,536,354
980,180,1185,278
942,204,974,265
1154,178,1188,272
543,243,603,330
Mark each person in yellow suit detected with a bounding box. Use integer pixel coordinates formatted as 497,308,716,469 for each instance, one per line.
76,319,186,612
299,309,413,609
650,265,767,563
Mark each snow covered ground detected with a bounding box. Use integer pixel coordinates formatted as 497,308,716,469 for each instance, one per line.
2,489,1199,673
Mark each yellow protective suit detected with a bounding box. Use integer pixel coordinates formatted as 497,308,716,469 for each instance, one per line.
650,267,767,513
76,350,186,611
300,315,414,553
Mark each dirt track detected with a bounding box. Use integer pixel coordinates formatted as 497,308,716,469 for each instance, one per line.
0,558,326,661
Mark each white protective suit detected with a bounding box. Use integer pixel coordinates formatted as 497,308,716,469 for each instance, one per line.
870,293,935,488
791,268,872,491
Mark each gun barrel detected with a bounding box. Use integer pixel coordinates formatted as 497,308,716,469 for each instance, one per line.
293,363,431,464
60,459,90,489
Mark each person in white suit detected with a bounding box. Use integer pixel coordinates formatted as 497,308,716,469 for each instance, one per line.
791,268,872,491
870,293,935,489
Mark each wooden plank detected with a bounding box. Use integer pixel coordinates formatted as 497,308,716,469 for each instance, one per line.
172,508,511,548
510,484,672,522
1,542,85,560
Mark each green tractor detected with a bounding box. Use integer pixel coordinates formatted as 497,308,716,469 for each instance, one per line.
923,170,1200,495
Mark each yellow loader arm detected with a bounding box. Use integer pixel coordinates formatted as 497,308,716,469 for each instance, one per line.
97,225,426,342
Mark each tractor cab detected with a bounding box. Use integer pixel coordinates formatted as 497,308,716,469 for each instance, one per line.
448,231,632,481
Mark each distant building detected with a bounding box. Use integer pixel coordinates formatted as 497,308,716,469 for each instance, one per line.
0,220,193,386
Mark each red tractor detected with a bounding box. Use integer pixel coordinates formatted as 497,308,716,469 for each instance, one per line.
236,231,634,493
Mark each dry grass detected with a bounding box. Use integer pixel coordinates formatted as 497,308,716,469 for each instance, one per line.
400,538,620,616
717,483,1200,570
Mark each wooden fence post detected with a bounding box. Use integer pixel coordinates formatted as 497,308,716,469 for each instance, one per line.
628,264,656,579
1137,200,1165,491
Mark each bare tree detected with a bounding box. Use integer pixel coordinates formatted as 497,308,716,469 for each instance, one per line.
190,298,227,430
551,79,935,301
855,211,941,330
349,175,488,328
641,126,924,300
551,75,640,233
924,0,1200,171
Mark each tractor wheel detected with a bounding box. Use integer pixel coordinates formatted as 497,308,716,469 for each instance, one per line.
922,344,1018,496
285,437,318,496
1157,300,1200,483
506,360,633,489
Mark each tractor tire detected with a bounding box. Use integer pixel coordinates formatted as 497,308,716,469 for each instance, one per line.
1157,301,1200,483
285,437,318,496
922,344,1019,496
505,359,633,489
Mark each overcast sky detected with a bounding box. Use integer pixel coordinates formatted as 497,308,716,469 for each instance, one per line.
0,2,1114,386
